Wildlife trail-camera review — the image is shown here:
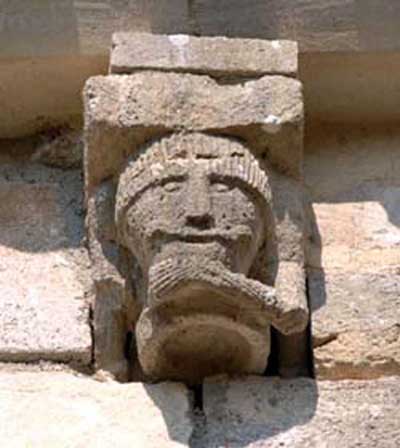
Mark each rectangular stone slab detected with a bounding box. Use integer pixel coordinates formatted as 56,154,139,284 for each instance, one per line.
110,33,298,78
0,176,92,365
0,370,192,447
309,268,400,380
305,125,400,380
200,376,400,447
84,71,303,192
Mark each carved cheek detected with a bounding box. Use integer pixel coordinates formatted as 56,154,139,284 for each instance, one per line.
212,188,257,230
162,186,188,227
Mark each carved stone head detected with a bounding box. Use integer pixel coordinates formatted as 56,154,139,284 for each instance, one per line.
115,133,306,382
116,132,270,277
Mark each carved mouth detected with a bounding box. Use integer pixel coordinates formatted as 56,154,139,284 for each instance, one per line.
149,226,254,245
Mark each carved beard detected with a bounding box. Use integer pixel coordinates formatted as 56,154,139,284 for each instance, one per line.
146,256,307,335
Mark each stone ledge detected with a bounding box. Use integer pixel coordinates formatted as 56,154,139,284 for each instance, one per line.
309,268,400,380
110,33,298,78
198,376,400,448
0,371,192,448
0,170,92,365
84,71,303,192
1,372,399,447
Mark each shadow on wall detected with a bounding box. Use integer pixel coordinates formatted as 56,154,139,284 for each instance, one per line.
145,0,279,38
0,147,84,253
304,123,400,314
144,378,319,447
0,0,79,58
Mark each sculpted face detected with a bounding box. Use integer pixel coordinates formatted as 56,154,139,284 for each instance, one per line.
123,161,264,274
115,133,307,382
117,133,269,277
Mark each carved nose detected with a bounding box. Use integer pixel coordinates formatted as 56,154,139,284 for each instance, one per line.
186,195,214,229
186,175,214,229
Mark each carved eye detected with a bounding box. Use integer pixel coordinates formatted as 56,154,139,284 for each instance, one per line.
211,182,231,193
163,180,184,193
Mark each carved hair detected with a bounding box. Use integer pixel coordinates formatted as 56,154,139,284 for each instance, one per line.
115,132,272,232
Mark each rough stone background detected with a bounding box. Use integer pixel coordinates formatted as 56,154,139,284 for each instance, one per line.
1,369,399,448
196,375,400,448
0,366,193,448
0,137,92,366
1,2,400,139
2,1,400,58
306,124,400,380
0,5,400,445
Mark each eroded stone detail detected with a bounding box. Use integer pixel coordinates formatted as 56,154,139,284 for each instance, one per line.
114,133,307,382
84,34,306,382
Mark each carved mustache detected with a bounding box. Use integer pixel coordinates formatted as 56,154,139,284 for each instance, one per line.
145,224,255,245
147,257,308,335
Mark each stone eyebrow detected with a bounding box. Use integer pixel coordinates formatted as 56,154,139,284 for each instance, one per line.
193,152,218,159
159,174,187,184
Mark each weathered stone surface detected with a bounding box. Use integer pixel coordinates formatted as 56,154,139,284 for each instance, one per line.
32,128,83,169
0,54,107,139
309,269,400,379
85,54,306,380
3,1,400,59
197,376,400,448
111,33,298,78
0,167,92,364
84,72,303,191
305,125,400,380
113,133,307,382
0,370,192,448
2,4,400,140
308,199,400,271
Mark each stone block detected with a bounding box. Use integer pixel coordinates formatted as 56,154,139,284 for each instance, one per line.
0,370,192,448
84,71,303,192
0,176,92,364
305,127,400,380
309,268,400,379
199,376,400,447
110,33,298,78
85,41,306,381
308,197,400,271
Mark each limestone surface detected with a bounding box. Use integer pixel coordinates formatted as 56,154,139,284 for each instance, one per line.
114,133,307,382
198,376,400,448
0,370,192,448
85,58,306,380
0,168,92,364
305,125,400,380
111,33,298,78
309,269,400,379
84,71,303,191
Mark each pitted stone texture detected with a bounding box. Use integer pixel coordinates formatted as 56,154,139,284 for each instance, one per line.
85,60,305,381
111,33,298,78
197,376,400,448
306,125,400,380
32,128,83,169
114,133,307,383
84,72,303,191
0,371,192,448
308,199,400,271
0,171,92,364
309,268,400,379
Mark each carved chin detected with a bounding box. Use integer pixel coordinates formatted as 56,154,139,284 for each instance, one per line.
136,309,270,384
135,258,273,383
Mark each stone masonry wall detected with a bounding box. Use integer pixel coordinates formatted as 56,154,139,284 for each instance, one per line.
0,34,399,447
0,133,92,367
306,124,400,380
1,122,399,448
